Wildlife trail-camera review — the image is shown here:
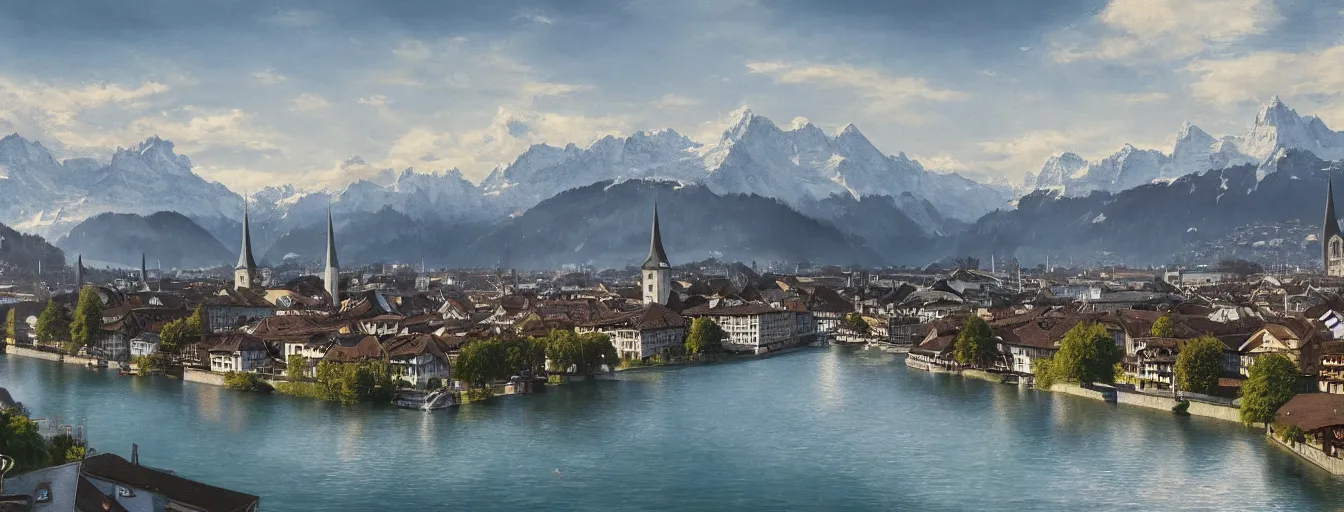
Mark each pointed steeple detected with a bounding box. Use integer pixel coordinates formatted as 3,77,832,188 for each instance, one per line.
236,198,256,271
325,208,339,269
75,254,83,288
324,207,341,308
1326,179,1342,267
140,253,148,291
641,202,670,270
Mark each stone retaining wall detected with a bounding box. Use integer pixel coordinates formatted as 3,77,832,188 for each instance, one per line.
1268,432,1344,475
5,345,65,362
183,368,227,387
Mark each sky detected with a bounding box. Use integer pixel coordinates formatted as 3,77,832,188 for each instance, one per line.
0,0,1341,191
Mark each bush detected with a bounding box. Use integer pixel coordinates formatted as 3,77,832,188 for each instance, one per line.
426,377,443,390
1276,424,1306,443
133,355,155,376
223,372,274,393
1172,400,1191,416
464,388,493,403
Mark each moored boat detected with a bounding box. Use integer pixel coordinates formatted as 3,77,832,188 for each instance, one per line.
394,389,458,411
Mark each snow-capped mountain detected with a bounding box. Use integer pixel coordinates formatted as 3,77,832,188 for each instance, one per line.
484,109,1012,222
1034,97,1338,195
0,134,241,238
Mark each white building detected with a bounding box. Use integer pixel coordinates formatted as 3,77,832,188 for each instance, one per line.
129,332,161,358
683,302,816,355
578,302,687,360
209,333,270,373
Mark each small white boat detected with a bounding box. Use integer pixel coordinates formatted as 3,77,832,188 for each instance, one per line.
394,390,457,411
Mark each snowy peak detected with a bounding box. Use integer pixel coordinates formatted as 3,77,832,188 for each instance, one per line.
1034,96,1340,197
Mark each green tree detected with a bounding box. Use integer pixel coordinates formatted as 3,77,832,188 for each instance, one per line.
0,406,51,473
953,316,998,368
578,332,618,376
70,286,104,347
1240,353,1299,425
159,311,202,356
685,317,726,357
286,354,307,380
1151,315,1176,338
6,308,16,342
1176,336,1226,394
35,298,68,344
47,434,86,464
1051,322,1122,385
843,313,871,336
1032,357,1057,389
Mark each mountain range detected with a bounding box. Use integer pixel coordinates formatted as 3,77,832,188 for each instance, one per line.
1,96,1342,270
1031,97,1344,196
959,149,1343,266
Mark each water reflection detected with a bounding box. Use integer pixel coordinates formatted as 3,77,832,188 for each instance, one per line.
7,350,1344,511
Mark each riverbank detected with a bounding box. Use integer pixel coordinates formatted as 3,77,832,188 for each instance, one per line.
3,343,129,370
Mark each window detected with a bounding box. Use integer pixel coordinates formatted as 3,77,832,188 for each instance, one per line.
34,484,52,503
647,284,653,292
117,486,136,497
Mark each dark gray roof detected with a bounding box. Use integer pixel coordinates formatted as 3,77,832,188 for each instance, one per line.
641,203,670,271
236,205,256,271
81,454,259,512
325,208,339,269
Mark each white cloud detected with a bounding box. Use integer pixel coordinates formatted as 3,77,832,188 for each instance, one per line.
651,93,700,109
977,129,1093,174
252,70,287,84
392,40,432,61
1052,0,1280,62
746,61,965,115
519,82,591,100
382,106,629,182
1108,92,1172,105
1185,45,1344,113
358,95,390,107
513,10,555,25
290,92,331,111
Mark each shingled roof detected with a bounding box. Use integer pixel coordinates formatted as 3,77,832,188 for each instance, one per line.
81,453,259,512
1275,393,1344,432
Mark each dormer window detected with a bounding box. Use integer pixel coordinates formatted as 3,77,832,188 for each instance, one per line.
149,297,163,306
34,483,52,503
116,485,136,497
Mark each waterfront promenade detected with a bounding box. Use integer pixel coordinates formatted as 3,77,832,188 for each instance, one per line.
4,346,1342,511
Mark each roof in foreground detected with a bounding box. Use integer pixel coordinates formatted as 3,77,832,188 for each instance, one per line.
81,453,259,512
1276,393,1344,432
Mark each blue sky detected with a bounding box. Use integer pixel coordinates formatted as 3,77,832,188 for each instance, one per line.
0,0,1340,190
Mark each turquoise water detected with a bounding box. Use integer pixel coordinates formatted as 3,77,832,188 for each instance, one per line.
3,347,1342,511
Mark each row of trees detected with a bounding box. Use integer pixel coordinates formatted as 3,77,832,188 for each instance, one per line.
454,330,621,388
33,288,104,353
0,404,87,474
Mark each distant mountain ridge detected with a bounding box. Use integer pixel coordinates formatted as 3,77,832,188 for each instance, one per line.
56,211,232,269
0,135,241,238
960,149,1343,266
1033,97,1344,195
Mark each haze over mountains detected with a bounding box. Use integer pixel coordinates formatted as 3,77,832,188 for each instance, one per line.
0,97,1341,269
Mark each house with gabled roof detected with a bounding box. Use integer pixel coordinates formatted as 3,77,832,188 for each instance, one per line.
577,302,687,360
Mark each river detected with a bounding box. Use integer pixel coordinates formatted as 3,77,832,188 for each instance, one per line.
2,347,1342,511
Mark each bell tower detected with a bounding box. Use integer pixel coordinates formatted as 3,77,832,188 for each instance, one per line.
235,198,258,290
641,203,671,305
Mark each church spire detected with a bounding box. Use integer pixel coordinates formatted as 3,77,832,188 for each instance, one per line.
1327,179,1342,269
641,202,670,270
75,254,83,289
325,207,339,270
140,252,148,291
236,198,256,271
324,207,341,307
